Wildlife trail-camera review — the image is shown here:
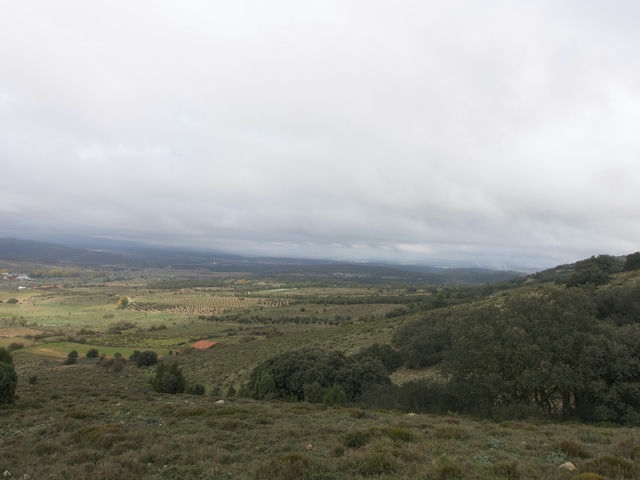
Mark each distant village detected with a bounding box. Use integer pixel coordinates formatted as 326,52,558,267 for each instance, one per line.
1,272,31,281
1,272,64,290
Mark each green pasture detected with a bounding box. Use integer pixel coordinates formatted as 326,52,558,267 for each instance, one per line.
1,293,186,330
1,278,414,397
20,341,171,360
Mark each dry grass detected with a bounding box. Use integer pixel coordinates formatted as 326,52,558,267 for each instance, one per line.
1,358,639,479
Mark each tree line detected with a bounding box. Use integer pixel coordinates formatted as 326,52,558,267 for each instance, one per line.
392,283,640,423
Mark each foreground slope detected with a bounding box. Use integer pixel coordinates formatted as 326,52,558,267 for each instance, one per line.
3,358,640,479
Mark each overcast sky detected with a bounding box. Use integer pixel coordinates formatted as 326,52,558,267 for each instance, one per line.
2,1,640,269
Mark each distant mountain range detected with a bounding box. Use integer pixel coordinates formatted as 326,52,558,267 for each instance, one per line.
0,237,526,284
0,237,128,265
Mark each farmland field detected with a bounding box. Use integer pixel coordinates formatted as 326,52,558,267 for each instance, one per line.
124,293,288,315
0,271,407,368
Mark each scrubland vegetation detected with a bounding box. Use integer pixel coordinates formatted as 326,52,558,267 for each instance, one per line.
2,248,640,478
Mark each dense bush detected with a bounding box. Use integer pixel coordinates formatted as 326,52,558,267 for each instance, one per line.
247,348,391,402
392,309,458,368
0,347,17,405
303,381,325,403
64,350,79,365
566,255,617,287
335,358,390,400
130,350,158,367
323,384,347,405
0,348,13,365
595,286,640,325
351,343,403,373
623,252,640,271
391,287,640,424
150,362,185,394
86,348,99,358
255,373,277,399
248,349,345,400
444,290,610,419
116,296,130,309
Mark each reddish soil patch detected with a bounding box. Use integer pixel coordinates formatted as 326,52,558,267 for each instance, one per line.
192,340,217,350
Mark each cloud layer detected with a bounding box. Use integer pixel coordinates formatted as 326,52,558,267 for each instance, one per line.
2,1,640,268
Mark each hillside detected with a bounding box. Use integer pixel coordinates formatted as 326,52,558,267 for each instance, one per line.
3,364,640,479
2,248,640,478
0,237,127,266
388,253,640,423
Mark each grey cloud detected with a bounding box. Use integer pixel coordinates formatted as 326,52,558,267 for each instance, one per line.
2,1,640,269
